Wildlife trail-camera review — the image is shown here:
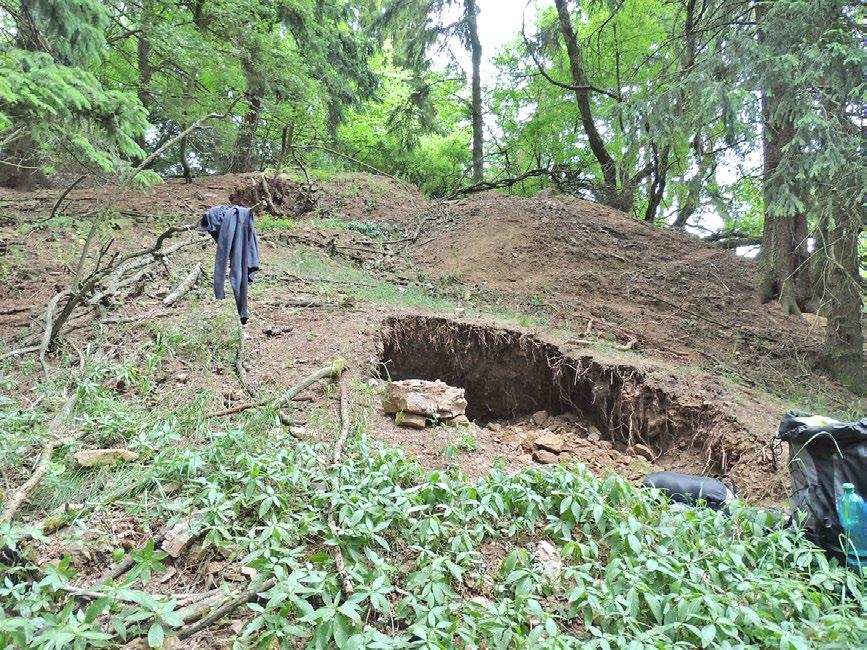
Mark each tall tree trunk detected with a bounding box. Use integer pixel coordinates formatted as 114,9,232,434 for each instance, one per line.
179,133,192,183
232,94,262,173
0,134,45,189
134,23,152,156
756,3,813,315
820,208,864,393
672,143,713,228
279,123,294,169
810,210,830,311
553,0,624,210
644,144,668,223
0,3,48,188
757,88,813,314
465,0,484,183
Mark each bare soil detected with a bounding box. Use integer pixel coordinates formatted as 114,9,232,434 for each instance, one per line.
0,173,860,507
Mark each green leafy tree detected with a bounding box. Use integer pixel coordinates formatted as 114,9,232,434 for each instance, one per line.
373,0,486,183
748,0,863,389
0,0,148,187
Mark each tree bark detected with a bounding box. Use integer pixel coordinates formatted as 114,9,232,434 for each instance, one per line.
553,0,625,211
643,144,668,223
820,210,864,394
0,3,48,188
757,94,813,315
134,0,153,155
179,132,192,183
465,0,484,183
279,123,294,169
756,4,813,315
233,93,262,173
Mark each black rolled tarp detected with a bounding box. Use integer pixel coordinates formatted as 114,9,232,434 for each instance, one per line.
642,471,733,510
776,411,867,560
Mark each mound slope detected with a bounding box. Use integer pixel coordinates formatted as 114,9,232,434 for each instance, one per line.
416,192,838,399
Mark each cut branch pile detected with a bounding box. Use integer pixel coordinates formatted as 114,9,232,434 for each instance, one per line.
2,224,204,368
228,174,314,216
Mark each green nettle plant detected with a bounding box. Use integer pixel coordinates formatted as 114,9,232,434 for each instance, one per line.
0,368,864,649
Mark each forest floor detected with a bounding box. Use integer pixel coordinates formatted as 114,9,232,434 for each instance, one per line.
0,172,863,648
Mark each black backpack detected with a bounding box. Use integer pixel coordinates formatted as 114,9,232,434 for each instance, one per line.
775,411,867,561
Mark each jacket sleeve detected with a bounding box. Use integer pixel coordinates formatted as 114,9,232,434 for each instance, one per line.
213,208,237,300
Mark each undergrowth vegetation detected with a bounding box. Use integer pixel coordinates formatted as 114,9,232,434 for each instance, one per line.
0,357,864,649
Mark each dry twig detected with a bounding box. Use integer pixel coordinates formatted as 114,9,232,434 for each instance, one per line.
176,576,276,640
235,327,256,399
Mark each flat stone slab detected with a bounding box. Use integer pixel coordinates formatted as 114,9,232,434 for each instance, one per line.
383,379,467,419
74,449,139,467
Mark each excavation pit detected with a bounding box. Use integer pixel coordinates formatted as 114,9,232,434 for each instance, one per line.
377,316,736,475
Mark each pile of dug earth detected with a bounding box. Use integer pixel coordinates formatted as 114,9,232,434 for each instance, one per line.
383,380,656,479
490,410,653,479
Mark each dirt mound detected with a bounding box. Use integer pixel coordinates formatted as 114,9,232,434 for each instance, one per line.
415,192,845,401
312,172,428,226
0,171,428,228
0,174,856,502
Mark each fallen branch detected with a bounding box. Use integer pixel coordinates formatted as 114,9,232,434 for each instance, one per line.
207,357,346,418
176,576,276,640
96,532,167,584
702,229,762,248
0,344,40,361
163,264,202,307
445,168,554,199
0,391,78,524
49,175,86,221
11,226,199,366
566,337,637,351
0,306,32,316
269,298,335,309
89,267,153,306
175,589,233,622
99,309,171,326
328,376,354,595
60,585,218,606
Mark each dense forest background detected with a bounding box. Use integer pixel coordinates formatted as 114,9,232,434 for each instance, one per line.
0,0,863,391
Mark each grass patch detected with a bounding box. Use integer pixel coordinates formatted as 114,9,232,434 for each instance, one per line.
255,214,302,231
255,212,398,240
269,247,558,333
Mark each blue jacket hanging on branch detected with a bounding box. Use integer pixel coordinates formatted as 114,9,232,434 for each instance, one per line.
199,205,261,324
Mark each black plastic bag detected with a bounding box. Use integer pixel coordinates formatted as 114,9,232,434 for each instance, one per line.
776,411,867,560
